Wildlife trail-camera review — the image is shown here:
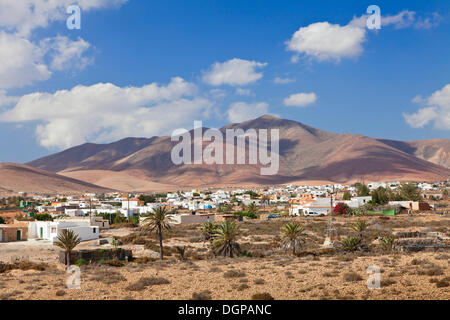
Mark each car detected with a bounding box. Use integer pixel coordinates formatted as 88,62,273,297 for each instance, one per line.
304,211,327,217
266,213,281,220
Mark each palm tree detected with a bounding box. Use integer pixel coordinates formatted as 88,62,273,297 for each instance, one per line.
246,203,258,215
212,220,241,258
281,222,305,255
350,221,367,240
53,229,81,266
143,206,174,260
198,221,218,244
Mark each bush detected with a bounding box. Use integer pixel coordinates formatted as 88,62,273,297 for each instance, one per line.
251,293,274,300
223,270,246,278
436,279,449,288
333,203,350,215
126,277,170,291
35,213,53,221
75,259,87,266
103,259,125,267
343,272,363,282
55,290,66,297
191,291,212,300
89,270,126,284
0,261,47,274
340,237,361,252
380,236,396,252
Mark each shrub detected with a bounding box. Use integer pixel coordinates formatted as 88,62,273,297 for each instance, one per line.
251,293,274,300
126,277,170,291
237,284,249,291
55,290,66,297
334,203,350,215
380,236,396,252
254,278,265,285
75,259,87,266
0,261,47,274
223,270,246,278
89,270,126,284
191,291,212,300
343,272,363,282
103,259,125,267
436,279,449,288
340,237,361,252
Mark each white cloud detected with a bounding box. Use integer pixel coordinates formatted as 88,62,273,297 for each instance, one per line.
227,101,269,123
235,88,253,96
203,58,267,86
208,88,227,99
0,90,19,107
382,10,416,29
283,93,317,107
274,77,295,84
41,36,92,71
287,11,441,64
0,0,125,89
403,84,450,130
286,21,366,62
0,0,129,37
0,77,213,149
0,31,51,89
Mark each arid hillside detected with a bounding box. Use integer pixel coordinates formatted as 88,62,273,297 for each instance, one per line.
0,163,113,195
25,115,450,192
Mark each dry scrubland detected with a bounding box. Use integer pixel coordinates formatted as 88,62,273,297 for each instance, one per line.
0,214,449,300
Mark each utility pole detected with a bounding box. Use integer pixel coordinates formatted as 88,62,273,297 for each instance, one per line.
330,185,335,215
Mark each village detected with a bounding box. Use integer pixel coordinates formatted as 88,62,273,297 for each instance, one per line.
0,180,448,300
0,180,448,245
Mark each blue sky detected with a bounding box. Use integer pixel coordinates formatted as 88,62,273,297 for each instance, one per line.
0,0,449,163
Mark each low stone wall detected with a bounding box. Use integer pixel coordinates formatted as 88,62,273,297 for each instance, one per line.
58,248,133,264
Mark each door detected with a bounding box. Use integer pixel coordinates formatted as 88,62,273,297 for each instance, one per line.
16,230,21,241
40,227,43,238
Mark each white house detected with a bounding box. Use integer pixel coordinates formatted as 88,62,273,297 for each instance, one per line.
28,221,99,242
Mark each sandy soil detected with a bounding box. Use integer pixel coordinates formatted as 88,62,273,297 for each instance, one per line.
0,251,448,300
0,214,448,300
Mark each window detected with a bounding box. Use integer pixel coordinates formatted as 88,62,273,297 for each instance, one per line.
93,228,96,233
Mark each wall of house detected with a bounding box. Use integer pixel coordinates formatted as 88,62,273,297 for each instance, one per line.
0,226,28,242
179,214,215,224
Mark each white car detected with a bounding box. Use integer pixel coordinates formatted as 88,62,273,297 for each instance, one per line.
304,211,327,217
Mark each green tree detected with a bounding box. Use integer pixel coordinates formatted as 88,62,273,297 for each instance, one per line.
212,220,241,258
371,187,389,205
143,206,174,260
0,216,5,224
198,221,218,244
53,229,81,266
350,221,367,240
281,222,305,255
397,183,421,201
342,191,352,200
246,203,258,215
355,183,370,196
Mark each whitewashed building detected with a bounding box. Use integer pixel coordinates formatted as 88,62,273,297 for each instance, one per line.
28,221,99,242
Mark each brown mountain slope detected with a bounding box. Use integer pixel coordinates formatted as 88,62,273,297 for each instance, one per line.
378,139,450,169
0,163,113,195
26,115,450,191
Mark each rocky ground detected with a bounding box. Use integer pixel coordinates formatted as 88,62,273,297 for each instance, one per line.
0,214,448,300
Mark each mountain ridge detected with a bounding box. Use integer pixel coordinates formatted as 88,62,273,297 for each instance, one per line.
22,115,450,192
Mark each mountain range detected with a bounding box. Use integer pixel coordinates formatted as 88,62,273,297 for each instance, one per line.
3,115,444,194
